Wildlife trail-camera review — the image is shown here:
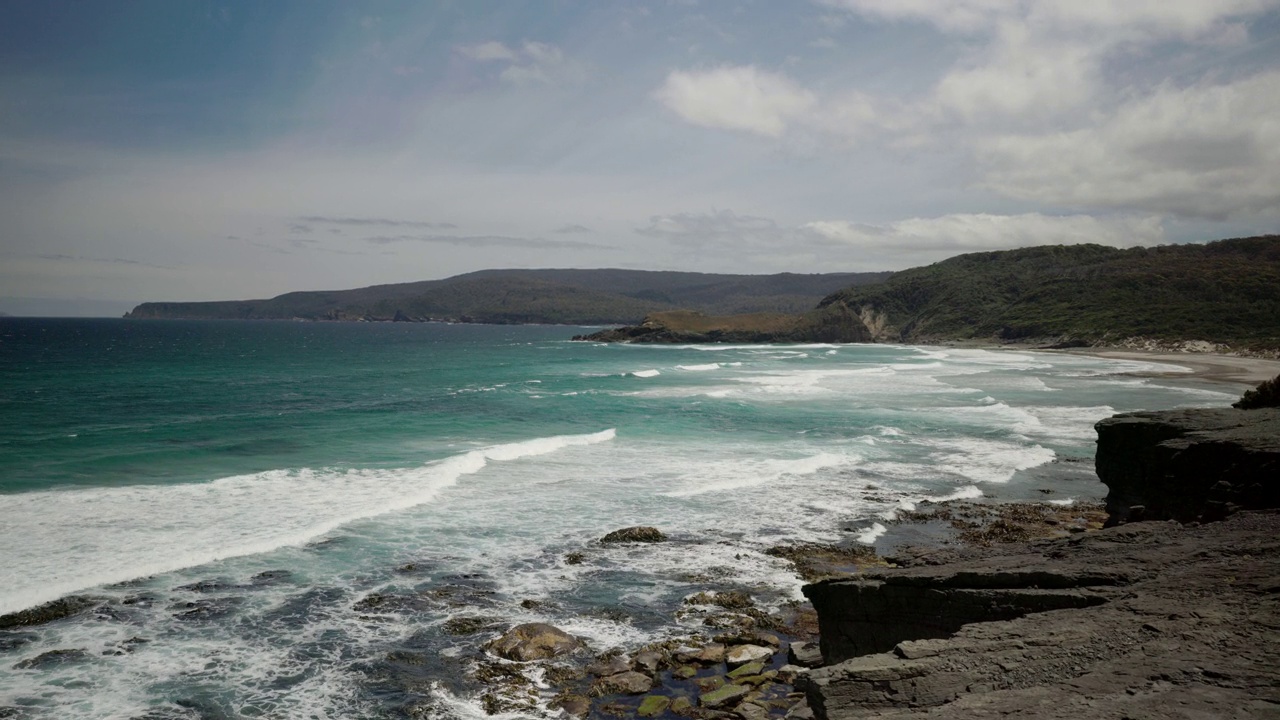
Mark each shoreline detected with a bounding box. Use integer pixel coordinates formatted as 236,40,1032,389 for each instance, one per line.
1049,347,1280,387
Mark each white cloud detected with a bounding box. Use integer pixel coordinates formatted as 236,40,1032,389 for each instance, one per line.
655,65,816,137
978,71,1280,219
803,213,1165,253
457,40,584,85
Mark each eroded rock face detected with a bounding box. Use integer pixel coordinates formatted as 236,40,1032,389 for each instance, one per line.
797,512,1280,719
1095,408,1280,524
486,623,583,662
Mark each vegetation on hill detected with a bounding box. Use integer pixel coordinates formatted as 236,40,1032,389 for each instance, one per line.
820,235,1280,350
573,302,874,344
1235,374,1280,409
125,269,890,325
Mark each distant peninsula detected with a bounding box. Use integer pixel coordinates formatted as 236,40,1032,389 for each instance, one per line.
124,269,890,326
577,235,1280,352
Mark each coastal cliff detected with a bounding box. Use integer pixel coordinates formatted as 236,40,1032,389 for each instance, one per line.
796,401,1280,719
572,302,874,344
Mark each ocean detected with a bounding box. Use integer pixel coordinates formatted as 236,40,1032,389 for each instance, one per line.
0,318,1240,719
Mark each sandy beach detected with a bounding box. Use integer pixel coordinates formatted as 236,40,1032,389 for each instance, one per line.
1051,348,1280,387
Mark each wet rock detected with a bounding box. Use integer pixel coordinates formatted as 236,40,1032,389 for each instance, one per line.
600,526,667,543
103,636,150,656
565,552,586,565
487,623,583,661
634,649,664,674
249,570,292,586
593,670,653,696
734,701,770,720
551,694,590,718
587,653,631,677
787,641,823,668
727,662,766,679
671,697,695,716
0,596,103,629
784,699,814,720
441,615,498,636
697,643,727,664
638,695,671,717
726,645,773,666
698,676,726,692
701,683,750,709
674,664,698,679
13,648,91,669
777,664,806,683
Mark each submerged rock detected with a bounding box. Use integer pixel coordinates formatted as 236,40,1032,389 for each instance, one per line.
600,526,667,543
637,695,671,717
13,648,91,669
486,623,583,661
0,596,103,630
592,670,653,695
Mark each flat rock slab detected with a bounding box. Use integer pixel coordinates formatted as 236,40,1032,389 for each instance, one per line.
701,683,751,708
726,644,773,666
798,511,1280,719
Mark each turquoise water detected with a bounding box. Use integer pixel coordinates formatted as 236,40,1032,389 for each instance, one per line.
0,319,1239,719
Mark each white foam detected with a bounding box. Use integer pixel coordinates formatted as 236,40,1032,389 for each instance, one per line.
676,363,720,371
0,429,617,615
855,522,887,544
927,438,1056,484
629,369,661,378
662,452,850,498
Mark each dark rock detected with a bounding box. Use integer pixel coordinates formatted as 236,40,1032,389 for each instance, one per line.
788,641,823,668
0,596,103,629
634,649,664,674
486,623,583,661
13,648,91,669
551,695,590,718
797,511,1280,719
600,526,667,543
1095,408,1280,524
804,574,1108,664
734,701,770,720
587,653,632,677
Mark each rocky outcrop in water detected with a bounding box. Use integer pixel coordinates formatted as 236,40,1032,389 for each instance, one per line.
1095,407,1280,524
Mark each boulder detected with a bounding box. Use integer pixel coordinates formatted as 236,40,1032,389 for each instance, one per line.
727,662,766,679
697,643,727,664
734,701,770,720
634,649,664,673
600,526,667,543
726,644,773,666
486,623,582,662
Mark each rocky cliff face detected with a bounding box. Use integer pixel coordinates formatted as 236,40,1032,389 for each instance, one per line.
796,512,1280,719
1095,407,1280,524
796,405,1280,719
574,302,875,344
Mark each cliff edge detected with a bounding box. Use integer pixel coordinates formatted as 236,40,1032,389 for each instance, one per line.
796,403,1280,719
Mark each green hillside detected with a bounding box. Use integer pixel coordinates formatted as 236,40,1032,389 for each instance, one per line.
821,235,1280,349
125,269,890,325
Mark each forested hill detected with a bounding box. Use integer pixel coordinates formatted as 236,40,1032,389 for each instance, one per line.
125,269,891,325
820,235,1280,349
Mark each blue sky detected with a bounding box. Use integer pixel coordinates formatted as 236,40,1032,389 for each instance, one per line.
2,0,1278,315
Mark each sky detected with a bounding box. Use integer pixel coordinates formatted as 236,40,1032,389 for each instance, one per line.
1,1,1278,316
